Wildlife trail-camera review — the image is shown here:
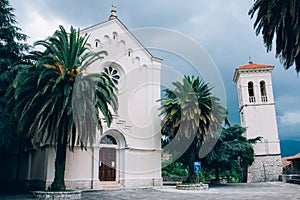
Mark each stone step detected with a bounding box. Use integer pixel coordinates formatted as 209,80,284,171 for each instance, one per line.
163,181,182,186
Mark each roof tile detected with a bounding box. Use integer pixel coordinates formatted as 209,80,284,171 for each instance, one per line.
238,63,273,69
287,153,300,161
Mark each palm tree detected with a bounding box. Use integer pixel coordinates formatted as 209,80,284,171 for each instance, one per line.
249,0,300,72
7,26,118,191
159,76,225,183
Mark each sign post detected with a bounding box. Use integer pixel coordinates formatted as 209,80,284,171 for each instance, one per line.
194,161,201,183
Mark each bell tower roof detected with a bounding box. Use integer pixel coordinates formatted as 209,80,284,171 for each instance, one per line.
238,63,273,70
233,63,274,83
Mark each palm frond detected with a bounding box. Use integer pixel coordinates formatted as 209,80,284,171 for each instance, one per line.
11,25,117,150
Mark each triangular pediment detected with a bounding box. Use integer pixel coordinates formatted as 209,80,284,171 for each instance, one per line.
81,18,161,63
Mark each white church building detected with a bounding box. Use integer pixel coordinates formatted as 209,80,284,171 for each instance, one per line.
1,8,162,190
76,8,163,188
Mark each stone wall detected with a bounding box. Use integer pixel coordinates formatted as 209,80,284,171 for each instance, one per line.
176,183,209,190
247,155,282,182
162,176,187,182
32,191,81,200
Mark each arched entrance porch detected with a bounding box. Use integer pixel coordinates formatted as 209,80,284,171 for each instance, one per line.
97,129,127,185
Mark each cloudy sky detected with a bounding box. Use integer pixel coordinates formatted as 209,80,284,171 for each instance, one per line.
9,0,300,142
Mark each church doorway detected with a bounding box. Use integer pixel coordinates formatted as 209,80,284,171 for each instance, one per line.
99,134,118,182
99,147,116,181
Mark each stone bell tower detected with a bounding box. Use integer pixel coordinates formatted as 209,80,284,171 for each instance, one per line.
233,62,282,182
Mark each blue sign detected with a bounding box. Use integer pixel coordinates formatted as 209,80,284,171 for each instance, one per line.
194,161,201,173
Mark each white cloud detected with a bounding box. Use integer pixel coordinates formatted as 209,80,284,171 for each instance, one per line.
23,11,69,45
10,1,70,46
280,111,300,125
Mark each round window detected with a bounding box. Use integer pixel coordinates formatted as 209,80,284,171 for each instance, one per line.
104,66,120,85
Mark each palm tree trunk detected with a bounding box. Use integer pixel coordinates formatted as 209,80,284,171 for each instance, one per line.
15,139,22,182
186,138,197,183
50,135,67,191
215,167,220,181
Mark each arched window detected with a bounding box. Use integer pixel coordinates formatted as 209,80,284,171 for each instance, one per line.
95,39,101,48
134,56,140,65
86,43,92,49
128,49,132,57
100,135,117,145
248,81,255,103
241,112,244,122
260,81,268,102
120,40,126,48
113,32,118,40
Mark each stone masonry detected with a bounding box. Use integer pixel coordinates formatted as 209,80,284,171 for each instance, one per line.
247,155,282,182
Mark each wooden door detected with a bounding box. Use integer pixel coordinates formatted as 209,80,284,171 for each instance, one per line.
99,147,116,181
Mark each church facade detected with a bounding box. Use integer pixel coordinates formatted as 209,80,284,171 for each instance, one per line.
1,9,162,190
73,9,163,188
233,62,282,182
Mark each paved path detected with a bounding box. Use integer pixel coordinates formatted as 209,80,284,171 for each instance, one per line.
1,182,300,200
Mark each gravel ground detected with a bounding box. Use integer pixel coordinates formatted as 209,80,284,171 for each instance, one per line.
0,182,300,200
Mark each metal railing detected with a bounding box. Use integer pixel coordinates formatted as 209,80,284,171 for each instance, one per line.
261,96,268,102
249,96,256,103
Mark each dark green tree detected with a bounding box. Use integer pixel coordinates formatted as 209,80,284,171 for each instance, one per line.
0,0,28,73
7,26,118,191
0,0,29,150
203,125,261,182
159,76,225,183
249,0,300,72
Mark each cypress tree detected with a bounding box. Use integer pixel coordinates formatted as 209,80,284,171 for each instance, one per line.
0,0,29,150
